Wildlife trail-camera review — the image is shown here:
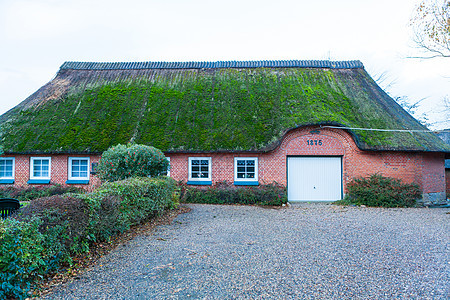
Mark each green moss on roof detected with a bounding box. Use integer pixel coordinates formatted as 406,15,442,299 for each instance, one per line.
1,65,448,154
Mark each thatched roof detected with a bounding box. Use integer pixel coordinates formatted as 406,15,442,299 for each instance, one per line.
1,60,449,154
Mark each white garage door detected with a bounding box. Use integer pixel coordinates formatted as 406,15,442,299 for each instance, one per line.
288,156,342,201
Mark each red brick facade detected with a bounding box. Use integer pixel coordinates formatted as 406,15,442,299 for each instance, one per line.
168,127,445,199
1,127,446,201
2,154,102,192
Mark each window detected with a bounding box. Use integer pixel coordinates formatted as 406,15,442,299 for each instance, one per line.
91,162,98,175
0,158,15,184
29,157,51,184
67,157,90,184
188,157,212,185
166,157,171,177
234,157,259,185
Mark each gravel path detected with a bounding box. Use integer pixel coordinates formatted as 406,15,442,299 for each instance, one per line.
43,203,449,299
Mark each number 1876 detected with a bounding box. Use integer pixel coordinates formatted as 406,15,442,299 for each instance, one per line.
307,140,322,146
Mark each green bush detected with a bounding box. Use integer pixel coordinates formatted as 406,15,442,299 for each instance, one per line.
0,184,83,202
0,218,53,300
0,176,177,299
97,144,169,182
89,176,177,235
340,174,421,207
17,195,92,258
180,181,287,206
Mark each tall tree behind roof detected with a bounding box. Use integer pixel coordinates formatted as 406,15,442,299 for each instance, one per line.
410,0,450,58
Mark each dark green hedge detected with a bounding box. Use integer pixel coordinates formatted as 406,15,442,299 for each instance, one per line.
336,174,421,207
0,176,177,299
180,181,287,206
0,184,83,202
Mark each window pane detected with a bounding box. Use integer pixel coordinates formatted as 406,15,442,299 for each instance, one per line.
0,159,13,178
246,160,255,166
236,158,257,180
33,166,41,176
33,159,50,177
71,159,89,178
190,158,210,179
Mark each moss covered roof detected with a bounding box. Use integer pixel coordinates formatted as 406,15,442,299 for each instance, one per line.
1,60,449,154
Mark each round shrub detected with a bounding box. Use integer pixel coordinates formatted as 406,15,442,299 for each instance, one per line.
97,144,169,182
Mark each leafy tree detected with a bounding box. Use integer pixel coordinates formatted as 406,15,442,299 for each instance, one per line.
410,0,450,58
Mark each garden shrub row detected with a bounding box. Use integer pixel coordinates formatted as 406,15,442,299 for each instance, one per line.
0,176,177,299
180,181,287,206
337,174,421,207
0,184,83,202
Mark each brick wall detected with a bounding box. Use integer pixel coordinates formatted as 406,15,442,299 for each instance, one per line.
1,126,446,200
167,126,446,199
2,154,101,192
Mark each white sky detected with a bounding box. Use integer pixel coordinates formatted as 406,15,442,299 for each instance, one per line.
0,0,449,129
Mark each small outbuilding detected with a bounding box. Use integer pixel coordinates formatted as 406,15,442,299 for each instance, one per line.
0,60,448,204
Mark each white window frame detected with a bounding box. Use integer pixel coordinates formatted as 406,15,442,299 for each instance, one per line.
68,157,90,181
234,157,258,182
166,157,171,177
188,157,212,181
0,157,15,180
30,157,51,180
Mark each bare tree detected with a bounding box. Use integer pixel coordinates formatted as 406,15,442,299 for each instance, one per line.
410,0,450,58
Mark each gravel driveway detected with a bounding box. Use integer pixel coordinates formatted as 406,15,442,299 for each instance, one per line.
43,203,449,299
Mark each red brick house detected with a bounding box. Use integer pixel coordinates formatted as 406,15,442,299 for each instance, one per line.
1,60,448,203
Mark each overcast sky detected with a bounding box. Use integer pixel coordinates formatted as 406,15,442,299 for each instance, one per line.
1,0,449,129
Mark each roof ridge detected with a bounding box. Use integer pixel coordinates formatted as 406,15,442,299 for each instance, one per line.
60,60,364,71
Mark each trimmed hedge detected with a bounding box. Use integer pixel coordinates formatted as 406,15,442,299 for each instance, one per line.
0,176,177,299
0,184,83,202
180,181,287,206
337,174,421,207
